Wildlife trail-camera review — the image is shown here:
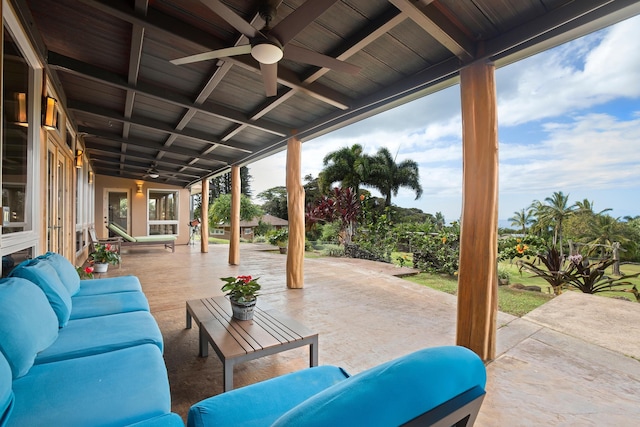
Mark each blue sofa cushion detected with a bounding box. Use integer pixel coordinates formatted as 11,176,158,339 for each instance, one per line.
35,311,164,365
9,344,172,427
38,252,81,296
76,275,142,296
126,413,186,427
0,278,59,378
187,366,350,427
272,346,487,427
69,291,150,320
8,259,72,327
0,352,15,426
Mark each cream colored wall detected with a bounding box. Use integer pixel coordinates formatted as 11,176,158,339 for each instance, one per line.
94,175,190,245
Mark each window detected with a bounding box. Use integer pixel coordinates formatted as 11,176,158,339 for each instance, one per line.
148,190,179,235
2,28,32,235
244,227,253,235
212,229,225,235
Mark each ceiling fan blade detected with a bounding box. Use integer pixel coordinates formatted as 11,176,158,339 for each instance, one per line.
283,45,361,75
260,62,278,97
200,0,259,38
171,45,252,65
270,0,339,45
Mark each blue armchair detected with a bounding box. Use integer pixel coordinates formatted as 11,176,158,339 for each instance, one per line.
188,345,486,427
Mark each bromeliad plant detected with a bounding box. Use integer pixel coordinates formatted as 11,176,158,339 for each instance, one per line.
518,246,565,295
90,243,121,265
518,246,640,300
563,254,640,299
221,275,261,303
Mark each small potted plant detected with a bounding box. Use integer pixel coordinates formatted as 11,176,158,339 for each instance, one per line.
221,275,261,320
90,243,121,273
268,228,289,254
76,265,94,279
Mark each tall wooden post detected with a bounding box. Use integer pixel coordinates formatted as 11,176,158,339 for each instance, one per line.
457,60,499,362
229,165,240,265
286,133,304,288
200,178,209,253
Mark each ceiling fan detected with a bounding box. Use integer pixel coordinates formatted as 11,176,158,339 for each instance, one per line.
144,163,160,179
170,0,361,97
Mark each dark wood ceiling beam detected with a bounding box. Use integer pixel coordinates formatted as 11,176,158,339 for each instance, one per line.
67,98,255,154
48,52,289,137
78,126,230,165
86,146,215,173
388,0,475,61
76,0,350,110
121,0,149,167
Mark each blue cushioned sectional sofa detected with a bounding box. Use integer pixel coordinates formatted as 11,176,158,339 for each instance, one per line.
0,252,183,427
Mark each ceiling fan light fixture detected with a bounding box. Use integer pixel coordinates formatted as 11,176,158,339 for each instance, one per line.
149,167,159,179
251,39,283,64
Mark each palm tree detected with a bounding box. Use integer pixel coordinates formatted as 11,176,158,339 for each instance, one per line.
365,147,423,207
528,200,550,238
575,199,611,216
586,215,629,258
434,211,446,230
542,191,576,257
508,208,534,234
318,144,367,194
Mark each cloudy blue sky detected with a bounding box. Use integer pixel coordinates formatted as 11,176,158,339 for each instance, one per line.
249,15,640,224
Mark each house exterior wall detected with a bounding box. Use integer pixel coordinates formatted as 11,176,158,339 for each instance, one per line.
95,175,190,245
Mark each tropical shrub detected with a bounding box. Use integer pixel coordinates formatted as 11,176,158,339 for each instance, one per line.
498,235,546,261
411,222,460,276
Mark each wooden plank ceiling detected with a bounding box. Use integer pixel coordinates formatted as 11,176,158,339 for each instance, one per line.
20,0,640,187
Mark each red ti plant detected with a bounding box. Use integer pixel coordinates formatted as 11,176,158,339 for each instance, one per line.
305,187,361,244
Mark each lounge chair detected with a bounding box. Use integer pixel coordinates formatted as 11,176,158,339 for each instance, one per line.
107,222,176,253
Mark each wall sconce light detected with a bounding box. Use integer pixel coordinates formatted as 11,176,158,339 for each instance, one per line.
75,149,83,168
15,92,28,127
88,171,94,184
43,96,58,130
136,183,143,194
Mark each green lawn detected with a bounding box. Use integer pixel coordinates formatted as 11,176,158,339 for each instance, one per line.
403,272,554,317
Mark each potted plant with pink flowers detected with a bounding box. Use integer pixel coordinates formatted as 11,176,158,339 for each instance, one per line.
90,243,121,273
221,275,261,320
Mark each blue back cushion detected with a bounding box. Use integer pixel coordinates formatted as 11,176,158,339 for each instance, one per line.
0,351,15,426
38,252,81,296
9,259,73,327
0,278,59,379
272,346,487,427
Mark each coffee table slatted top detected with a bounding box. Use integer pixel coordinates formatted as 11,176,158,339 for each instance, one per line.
186,295,318,391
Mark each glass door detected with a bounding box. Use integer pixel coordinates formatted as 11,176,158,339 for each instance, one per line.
106,190,129,237
46,142,70,255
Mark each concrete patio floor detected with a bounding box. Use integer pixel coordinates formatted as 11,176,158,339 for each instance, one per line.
110,243,640,425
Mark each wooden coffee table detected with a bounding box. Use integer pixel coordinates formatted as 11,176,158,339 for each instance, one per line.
186,295,319,392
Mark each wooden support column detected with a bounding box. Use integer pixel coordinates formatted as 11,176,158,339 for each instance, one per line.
286,133,305,288
200,178,209,253
228,165,240,265
457,60,499,362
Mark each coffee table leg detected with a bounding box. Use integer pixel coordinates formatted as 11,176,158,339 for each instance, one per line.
310,338,318,367
199,327,209,357
223,361,233,392
186,310,192,329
